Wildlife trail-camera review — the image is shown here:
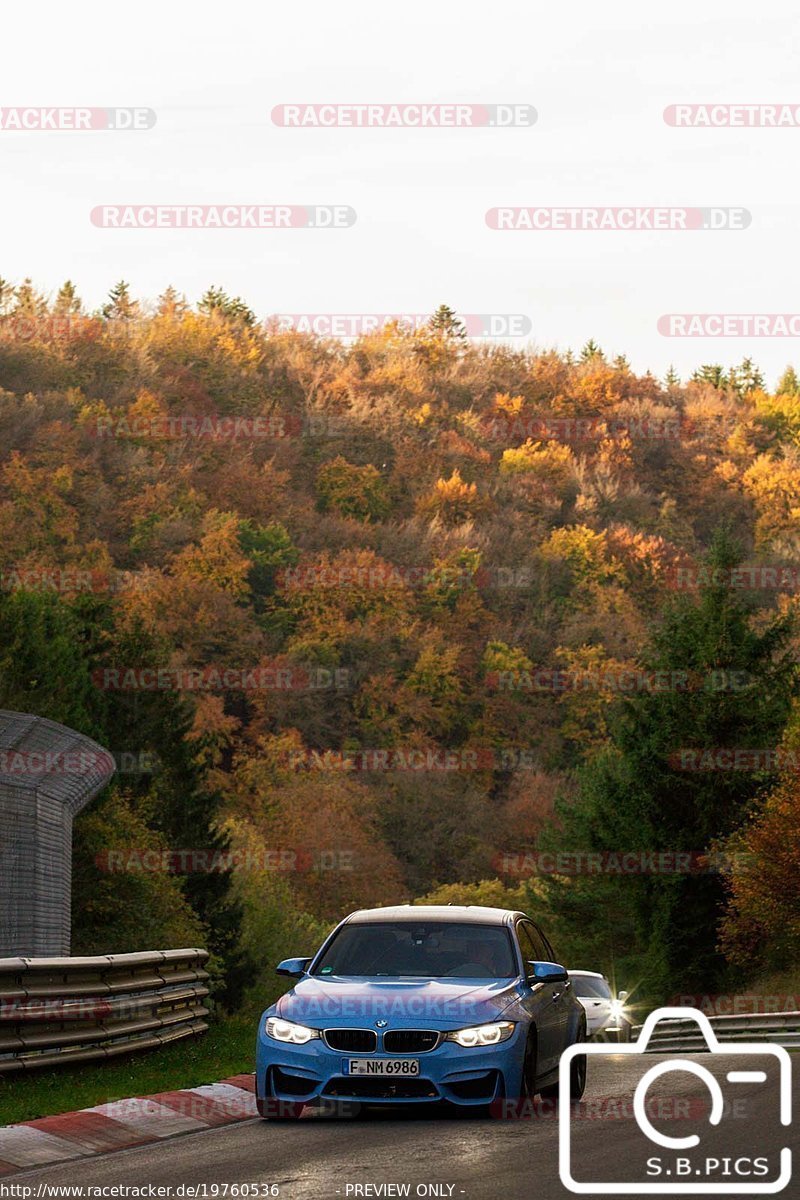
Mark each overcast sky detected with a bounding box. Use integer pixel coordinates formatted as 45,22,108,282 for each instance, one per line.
3,0,800,382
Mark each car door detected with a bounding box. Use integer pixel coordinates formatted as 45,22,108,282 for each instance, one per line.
535,923,574,1057
516,919,564,1076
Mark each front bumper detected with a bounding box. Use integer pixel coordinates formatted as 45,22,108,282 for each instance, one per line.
587,1016,631,1041
256,1026,525,1108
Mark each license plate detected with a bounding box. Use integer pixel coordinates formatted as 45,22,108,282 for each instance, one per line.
343,1058,420,1076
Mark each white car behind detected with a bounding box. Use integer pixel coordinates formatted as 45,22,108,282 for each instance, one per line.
569,970,632,1041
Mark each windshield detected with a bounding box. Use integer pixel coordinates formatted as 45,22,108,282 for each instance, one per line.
571,975,612,999
312,921,517,979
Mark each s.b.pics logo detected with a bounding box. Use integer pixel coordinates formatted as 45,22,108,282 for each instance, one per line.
559,1008,792,1194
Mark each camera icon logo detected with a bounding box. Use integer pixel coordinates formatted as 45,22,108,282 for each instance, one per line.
559,1006,792,1194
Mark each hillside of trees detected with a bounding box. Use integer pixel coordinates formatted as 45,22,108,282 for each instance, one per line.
1,280,799,1010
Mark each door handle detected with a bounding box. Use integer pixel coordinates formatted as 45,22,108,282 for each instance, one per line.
551,989,562,1002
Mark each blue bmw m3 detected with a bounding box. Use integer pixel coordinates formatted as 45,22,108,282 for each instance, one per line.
256,905,587,1117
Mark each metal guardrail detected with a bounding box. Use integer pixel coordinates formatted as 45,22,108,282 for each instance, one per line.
634,1011,800,1052
0,949,210,1073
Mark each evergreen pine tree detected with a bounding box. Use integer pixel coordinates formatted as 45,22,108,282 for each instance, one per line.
725,358,764,398
543,528,797,998
580,338,604,361
776,366,800,396
428,304,467,340
13,278,48,318
0,278,13,314
692,363,725,389
157,285,189,317
100,617,245,1002
198,286,255,327
102,280,139,321
54,280,83,316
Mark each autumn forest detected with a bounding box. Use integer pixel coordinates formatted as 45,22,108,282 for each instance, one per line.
1,280,799,1012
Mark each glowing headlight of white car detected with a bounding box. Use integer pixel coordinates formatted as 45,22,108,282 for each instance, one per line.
445,1022,515,1048
265,1017,321,1044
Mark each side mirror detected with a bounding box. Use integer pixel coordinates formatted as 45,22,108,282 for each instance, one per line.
276,957,311,979
528,960,569,984
618,989,629,1002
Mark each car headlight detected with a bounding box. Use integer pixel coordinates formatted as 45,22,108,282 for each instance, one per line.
265,1017,321,1044
610,999,626,1017
445,1021,515,1047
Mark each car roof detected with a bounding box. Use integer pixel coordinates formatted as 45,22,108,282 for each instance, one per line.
343,905,522,926
568,970,607,979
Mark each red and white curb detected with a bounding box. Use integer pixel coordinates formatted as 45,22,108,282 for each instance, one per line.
0,1074,257,1175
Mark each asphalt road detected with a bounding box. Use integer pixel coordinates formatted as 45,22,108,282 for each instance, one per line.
11,1053,796,1200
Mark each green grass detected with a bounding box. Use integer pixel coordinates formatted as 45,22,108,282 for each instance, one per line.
0,1015,256,1127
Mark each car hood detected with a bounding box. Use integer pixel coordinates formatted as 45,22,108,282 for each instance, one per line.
277,975,522,1029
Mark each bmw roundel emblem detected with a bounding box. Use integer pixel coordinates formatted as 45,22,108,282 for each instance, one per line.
375,1019,388,1028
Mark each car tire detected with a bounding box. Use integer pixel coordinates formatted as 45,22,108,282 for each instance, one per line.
569,1024,588,1101
521,1028,538,1101
539,1020,587,1103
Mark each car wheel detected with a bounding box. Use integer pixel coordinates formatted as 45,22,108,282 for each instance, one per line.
569,1027,588,1100
521,1029,538,1100
539,1020,587,1103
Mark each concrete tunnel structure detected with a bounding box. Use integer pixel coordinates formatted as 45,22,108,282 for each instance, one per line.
0,710,116,956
